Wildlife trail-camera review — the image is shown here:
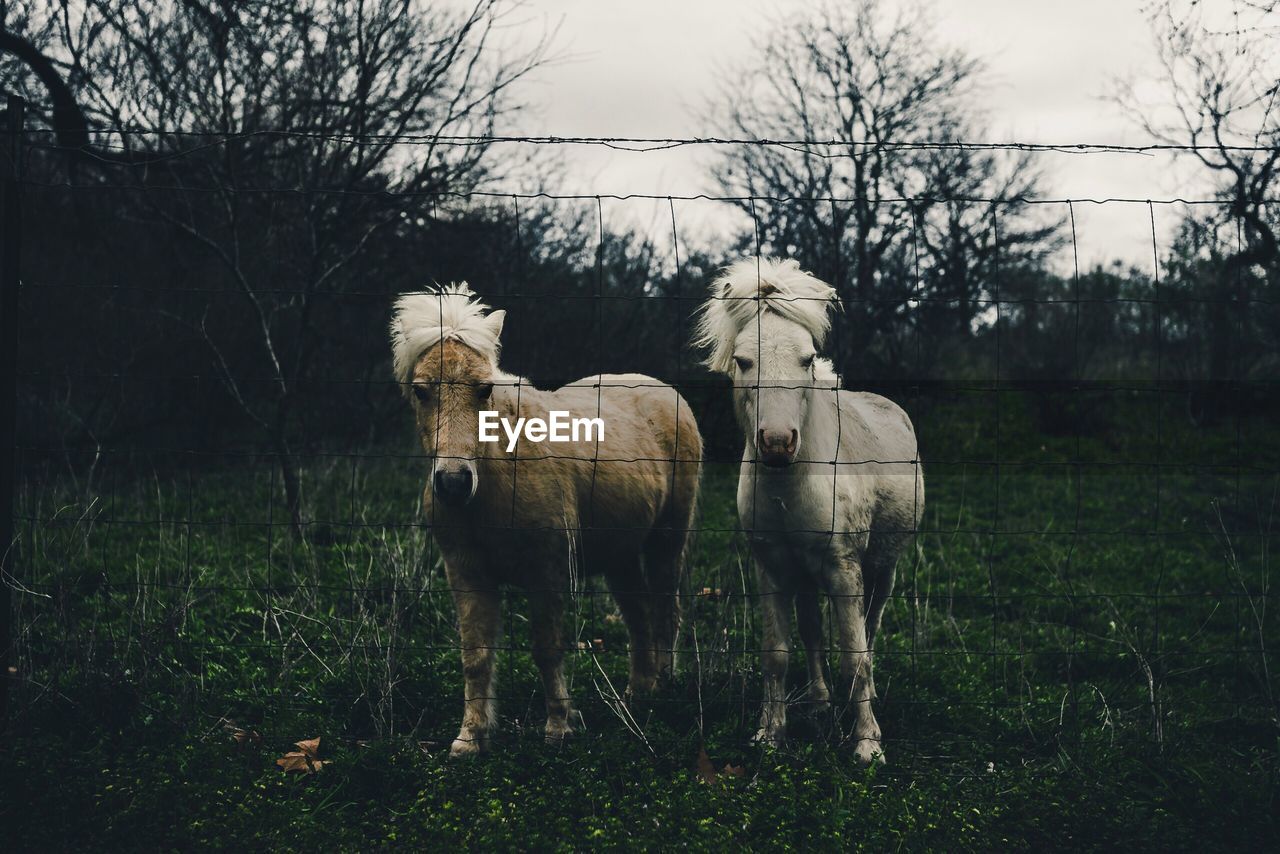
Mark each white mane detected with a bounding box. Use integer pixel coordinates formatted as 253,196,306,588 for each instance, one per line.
693,257,840,375
389,283,507,392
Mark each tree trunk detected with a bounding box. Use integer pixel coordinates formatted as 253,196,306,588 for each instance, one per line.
272,404,304,540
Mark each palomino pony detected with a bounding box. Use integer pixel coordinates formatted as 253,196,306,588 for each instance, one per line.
695,258,924,763
391,284,702,757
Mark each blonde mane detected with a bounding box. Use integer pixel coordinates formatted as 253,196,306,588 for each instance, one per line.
389,284,507,393
693,257,840,375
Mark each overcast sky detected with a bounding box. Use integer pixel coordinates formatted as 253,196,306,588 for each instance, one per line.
494,0,1222,270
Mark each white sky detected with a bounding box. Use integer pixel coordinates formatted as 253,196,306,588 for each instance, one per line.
494,0,1225,270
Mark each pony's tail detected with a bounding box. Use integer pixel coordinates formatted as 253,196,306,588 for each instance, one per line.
664,397,704,678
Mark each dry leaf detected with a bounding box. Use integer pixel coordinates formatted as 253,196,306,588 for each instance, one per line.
695,744,746,784
221,718,261,749
276,737,329,773
232,728,262,747
296,737,321,757
695,746,717,784
276,751,311,773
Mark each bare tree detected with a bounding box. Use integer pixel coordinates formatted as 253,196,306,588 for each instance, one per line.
2,0,552,535
1121,1,1279,396
710,0,1056,375
1126,1,1280,266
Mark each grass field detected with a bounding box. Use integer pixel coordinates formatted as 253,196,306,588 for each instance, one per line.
3,391,1278,850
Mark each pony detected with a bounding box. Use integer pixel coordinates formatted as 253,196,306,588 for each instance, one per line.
391,284,702,757
694,258,924,763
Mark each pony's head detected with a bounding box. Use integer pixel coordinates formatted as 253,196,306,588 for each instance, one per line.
390,284,507,507
694,258,839,467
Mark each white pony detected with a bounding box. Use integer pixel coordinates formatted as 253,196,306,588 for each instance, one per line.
695,258,924,763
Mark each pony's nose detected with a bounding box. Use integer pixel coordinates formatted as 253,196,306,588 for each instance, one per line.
433,467,475,505
757,428,798,467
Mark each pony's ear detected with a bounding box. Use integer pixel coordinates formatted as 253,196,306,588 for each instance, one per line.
482,309,506,340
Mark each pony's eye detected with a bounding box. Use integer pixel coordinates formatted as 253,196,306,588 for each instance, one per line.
800,355,815,370
412,384,431,404
733,356,754,372
476,382,494,401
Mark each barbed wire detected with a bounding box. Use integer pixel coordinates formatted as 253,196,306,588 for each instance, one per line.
20,130,1280,155
16,175,1270,206
19,278,1280,305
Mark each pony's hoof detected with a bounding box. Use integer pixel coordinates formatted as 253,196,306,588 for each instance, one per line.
544,724,574,747
805,692,832,714
751,727,785,749
449,733,486,759
853,738,886,766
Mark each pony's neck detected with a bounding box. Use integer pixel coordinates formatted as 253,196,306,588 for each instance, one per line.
798,384,843,462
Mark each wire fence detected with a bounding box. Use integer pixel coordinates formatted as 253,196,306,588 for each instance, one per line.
3,102,1278,776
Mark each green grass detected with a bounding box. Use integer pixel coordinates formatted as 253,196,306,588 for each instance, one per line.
3,392,1278,850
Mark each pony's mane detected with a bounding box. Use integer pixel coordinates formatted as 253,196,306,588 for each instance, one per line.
693,257,839,375
389,284,507,393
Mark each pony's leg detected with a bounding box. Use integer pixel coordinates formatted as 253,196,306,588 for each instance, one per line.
753,562,794,747
828,563,884,764
796,589,830,711
642,532,685,681
862,557,898,701
529,589,573,745
609,564,658,697
863,532,907,700
449,583,502,758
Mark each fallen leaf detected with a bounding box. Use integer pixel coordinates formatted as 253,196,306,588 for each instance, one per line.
295,737,321,758
276,752,310,773
276,737,329,773
695,745,717,784
232,728,262,747
221,718,262,749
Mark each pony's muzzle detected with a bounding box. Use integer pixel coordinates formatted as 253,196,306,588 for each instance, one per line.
757,428,799,467
433,462,477,506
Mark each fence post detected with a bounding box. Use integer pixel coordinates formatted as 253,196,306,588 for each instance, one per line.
0,94,25,728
